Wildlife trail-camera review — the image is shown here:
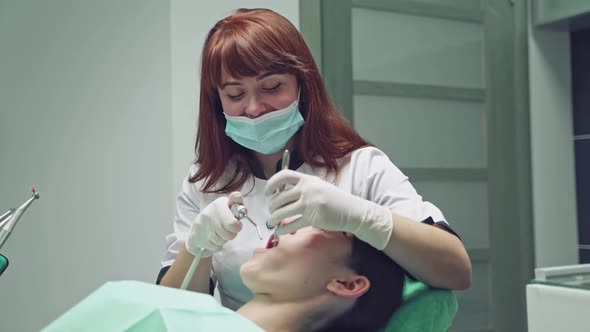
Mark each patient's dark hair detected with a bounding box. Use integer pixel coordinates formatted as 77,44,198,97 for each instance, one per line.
318,236,405,332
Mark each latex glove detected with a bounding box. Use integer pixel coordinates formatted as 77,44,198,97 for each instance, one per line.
265,170,393,250
185,192,244,256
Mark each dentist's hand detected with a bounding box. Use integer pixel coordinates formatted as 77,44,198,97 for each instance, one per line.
185,192,244,257
265,170,393,250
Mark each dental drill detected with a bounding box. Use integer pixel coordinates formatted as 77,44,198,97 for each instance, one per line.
180,202,262,290
0,186,40,276
1,187,40,250
231,204,263,240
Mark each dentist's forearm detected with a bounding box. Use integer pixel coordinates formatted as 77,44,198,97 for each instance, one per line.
160,246,212,293
382,213,472,290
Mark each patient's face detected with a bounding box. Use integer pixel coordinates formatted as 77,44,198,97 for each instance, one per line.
240,226,354,300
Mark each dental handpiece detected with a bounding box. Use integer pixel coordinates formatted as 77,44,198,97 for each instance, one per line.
181,201,262,290
231,203,262,240
271,150,290,247
0,186,40,251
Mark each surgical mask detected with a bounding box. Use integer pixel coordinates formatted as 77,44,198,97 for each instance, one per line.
224,98,304,155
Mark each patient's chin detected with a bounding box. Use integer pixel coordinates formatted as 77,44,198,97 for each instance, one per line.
239,261,260,289
240,262,278,295
239,261,253,278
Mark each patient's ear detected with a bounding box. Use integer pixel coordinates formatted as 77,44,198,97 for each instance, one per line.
326,275,370,298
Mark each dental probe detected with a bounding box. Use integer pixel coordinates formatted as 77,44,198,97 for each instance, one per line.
271,150,290,248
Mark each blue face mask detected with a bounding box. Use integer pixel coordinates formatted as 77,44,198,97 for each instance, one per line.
224,98,304,155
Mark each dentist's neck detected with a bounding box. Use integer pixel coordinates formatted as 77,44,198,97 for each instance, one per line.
254,139,296,179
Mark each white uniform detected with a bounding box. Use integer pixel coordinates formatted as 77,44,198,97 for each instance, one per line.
161,146,447,310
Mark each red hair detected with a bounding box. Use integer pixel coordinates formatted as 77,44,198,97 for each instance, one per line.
192,8,369,193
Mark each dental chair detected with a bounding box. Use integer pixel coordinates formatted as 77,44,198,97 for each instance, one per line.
384,277,458,331
44,278,457,331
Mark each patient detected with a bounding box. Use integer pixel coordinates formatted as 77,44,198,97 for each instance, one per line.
237,226,405,332
44,226,404,331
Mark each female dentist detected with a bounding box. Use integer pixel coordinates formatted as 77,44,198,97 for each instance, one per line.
158,8,471,310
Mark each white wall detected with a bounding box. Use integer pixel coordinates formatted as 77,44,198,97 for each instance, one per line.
0,1,299,331
0,1,173,331
528,4,579,267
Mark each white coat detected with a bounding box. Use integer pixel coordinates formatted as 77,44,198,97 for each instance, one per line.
161,147,448,310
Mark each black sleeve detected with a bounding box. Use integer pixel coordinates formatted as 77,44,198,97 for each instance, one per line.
421,217,462,241
156,266,171,285
156,266,216,296
404,217,463,281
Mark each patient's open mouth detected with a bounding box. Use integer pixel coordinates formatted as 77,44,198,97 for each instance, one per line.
266,234,277,249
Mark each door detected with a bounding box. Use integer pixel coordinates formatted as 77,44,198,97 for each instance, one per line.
300,0,534,331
